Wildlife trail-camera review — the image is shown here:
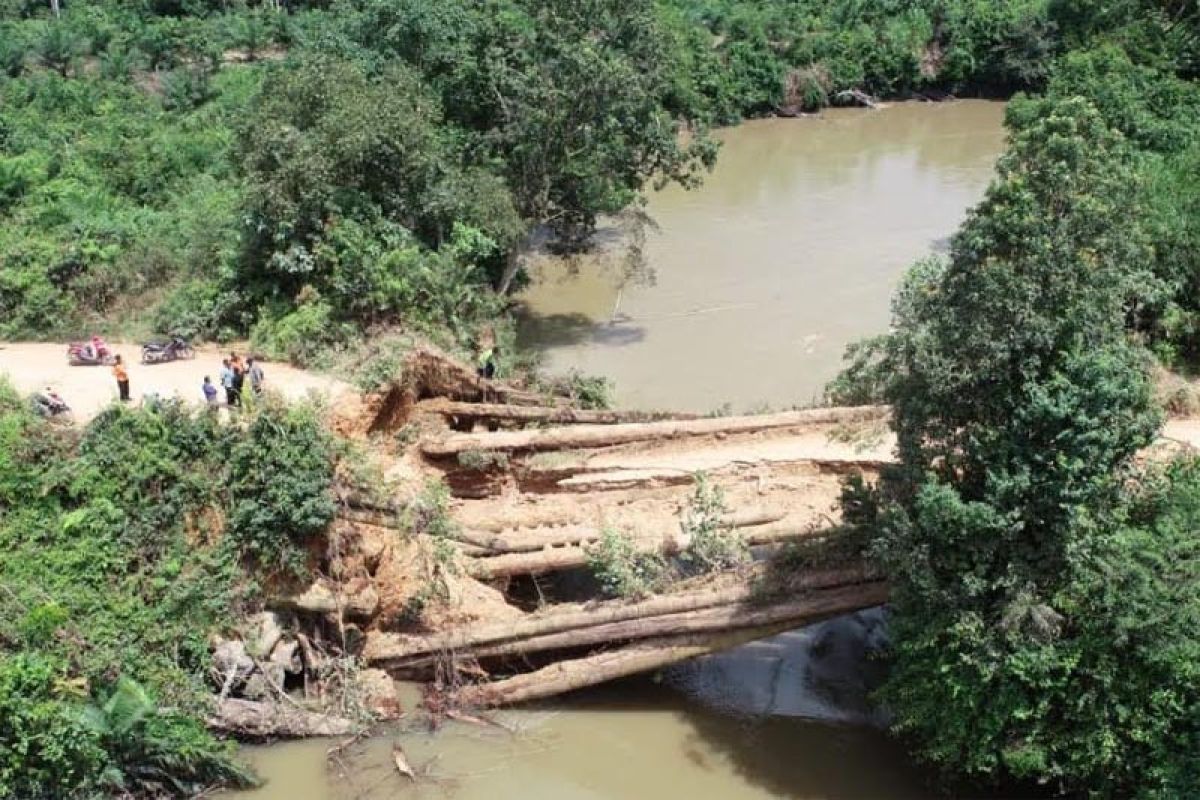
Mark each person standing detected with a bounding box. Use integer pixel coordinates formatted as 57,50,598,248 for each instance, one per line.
247,358,265,395
220,359,236,407
113,355,130,402
230,353,245,407
202,376,219,410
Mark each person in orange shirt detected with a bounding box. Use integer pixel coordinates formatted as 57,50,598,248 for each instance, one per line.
113,355,130,402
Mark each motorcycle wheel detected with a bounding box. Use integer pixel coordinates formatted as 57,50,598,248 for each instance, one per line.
181,347,196,360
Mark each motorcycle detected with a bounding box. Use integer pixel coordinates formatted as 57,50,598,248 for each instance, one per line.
67,337,116,366
141,336,195,365
31,392,71,422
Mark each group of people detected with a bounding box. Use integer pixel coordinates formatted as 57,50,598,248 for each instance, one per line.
100,351,264,411
203,353,264,408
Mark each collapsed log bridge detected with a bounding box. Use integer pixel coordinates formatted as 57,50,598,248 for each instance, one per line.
331,386,895,708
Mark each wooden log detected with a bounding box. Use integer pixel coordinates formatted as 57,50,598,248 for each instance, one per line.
421,400,696,425
421,406,890,456
207,698,357,738
393,582,887,669
463,520,829,579
834,89,880,109
477,508,785,553
364,565,873,665
453,624,803,707
341,510,787,556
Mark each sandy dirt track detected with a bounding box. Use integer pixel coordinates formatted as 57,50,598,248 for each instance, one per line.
0,342,350,421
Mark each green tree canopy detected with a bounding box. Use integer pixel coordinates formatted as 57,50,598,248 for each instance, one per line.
834,97,1199,796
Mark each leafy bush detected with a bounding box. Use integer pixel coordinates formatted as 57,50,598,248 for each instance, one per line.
679,473,748,575
587,526,667,599
0,380,341,796
225,401,337,575
0,654,107,800
839,97,1199,797
406,479,457,540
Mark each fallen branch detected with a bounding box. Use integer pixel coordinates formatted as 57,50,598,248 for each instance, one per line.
834,89,880,109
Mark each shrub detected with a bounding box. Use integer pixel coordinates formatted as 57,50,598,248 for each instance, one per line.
587,527,666,599
225,401,337,576
406,479,457,540
0,654,107,800
679,473,748,575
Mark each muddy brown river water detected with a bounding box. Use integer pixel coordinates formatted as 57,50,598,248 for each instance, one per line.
518,100,1007,411
226,101,1007,800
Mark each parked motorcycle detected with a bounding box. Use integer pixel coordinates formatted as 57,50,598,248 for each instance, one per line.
67,337,116,366
141,336,194,365
31,391,71,421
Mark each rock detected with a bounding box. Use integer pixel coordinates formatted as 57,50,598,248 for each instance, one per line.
342,624,367,655
212,638,255,689
358,525,389,572
247,611,286,658
344,583,380,619
286,581,338,614
242,660,288,702
270,639,302,674
357,668,403,721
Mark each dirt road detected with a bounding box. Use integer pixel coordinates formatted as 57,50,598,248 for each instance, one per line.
0,342,350,421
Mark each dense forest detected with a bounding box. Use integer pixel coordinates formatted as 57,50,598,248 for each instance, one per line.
2,0,1200,797
2,0,1196,366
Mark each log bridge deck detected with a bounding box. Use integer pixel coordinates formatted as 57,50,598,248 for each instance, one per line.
336,402,897,706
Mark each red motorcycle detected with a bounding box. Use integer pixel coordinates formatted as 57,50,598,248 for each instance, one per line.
67,336,116,366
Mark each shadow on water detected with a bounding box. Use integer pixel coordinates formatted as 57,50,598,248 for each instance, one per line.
516,310,647,350
555,677,934,800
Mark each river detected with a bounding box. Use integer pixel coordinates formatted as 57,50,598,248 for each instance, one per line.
226,101,1007,799
518,100,1007,411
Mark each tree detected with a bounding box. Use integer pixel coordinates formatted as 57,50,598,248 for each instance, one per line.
835,97,1200,796
340,0,718,289
236,56,521,319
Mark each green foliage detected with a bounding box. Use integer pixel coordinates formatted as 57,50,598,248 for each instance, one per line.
587,526,667,599
407,479,457,540
225,401,337,575
678,472,747,575
836,95,1198,797
0,379,338,796
536,370,614,410
0,653,107,800
456,449,511,472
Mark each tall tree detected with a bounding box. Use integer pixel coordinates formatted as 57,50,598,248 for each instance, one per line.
835,97,1200,795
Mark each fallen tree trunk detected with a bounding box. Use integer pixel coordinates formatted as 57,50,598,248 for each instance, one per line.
422,400,697,425
453,623,805,707
393,582,887,670
464,519,828,579
364,564,874,665
341,509,787,555
422,406,890,456
207,698,357,738
835,89,880,108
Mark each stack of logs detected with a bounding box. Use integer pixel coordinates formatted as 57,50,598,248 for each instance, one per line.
364,563,887,705
341,504,840,579
342,402,893,706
